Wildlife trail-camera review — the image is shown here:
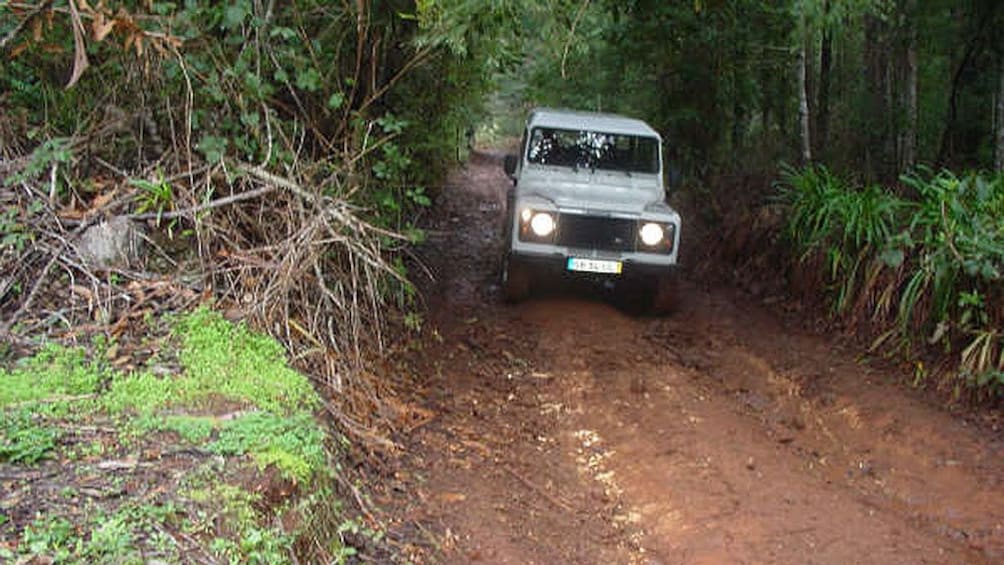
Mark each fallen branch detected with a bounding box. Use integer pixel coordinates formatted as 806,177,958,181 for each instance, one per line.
125,184,276,221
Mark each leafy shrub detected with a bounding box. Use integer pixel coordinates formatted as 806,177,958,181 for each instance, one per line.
779,165,1004,396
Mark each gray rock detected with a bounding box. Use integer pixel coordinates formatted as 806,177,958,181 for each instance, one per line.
76,216,143,269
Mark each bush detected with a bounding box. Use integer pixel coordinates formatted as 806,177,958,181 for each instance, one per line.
778,165,1004,397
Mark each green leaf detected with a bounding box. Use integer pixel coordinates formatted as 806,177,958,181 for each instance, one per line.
223,3,248,29
327,92,345,110
197,135,228,164
879,247,904,268
295,68,321,92
269,26,298,40
152,2,177,16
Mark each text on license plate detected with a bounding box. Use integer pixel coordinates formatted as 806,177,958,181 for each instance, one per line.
566,257,622,274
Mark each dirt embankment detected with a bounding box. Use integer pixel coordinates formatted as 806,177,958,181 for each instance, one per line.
376,154,1004,564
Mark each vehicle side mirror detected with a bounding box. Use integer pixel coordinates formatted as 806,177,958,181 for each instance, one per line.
503,154,518,178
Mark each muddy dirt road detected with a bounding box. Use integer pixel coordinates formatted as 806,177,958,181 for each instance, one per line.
379,155,1004,564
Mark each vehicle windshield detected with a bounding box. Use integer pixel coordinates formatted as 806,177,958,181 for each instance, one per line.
526,127,660,174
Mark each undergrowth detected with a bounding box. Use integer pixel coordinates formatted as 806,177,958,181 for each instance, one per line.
778,165,1004,398
0,307,353,563
0,343,105,407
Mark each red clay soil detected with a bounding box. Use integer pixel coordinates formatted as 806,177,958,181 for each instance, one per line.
376,153,1004,564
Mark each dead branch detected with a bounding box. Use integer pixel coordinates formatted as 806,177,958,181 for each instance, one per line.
0,252,58,335
126,184,276,221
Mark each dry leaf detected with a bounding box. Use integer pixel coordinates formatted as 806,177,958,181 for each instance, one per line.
66,0,90,89
70,284,94,301
10,41,30,59
90,190,117,211
92,13,116,42
31,16,43,42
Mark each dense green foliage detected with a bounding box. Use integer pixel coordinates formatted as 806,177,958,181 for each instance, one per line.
0,0,517,230
1,307,328,478
779,166,1004,395
509,0,1004,178
0,343,104,406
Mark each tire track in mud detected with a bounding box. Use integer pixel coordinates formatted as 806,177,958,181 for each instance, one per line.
384,154,1003,564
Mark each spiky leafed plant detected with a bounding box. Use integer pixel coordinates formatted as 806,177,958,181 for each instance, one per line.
778,164,905,313
779,165,1004,397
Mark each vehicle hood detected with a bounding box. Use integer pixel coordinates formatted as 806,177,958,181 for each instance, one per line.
519,168,662,213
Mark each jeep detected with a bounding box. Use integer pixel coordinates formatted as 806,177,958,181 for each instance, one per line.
500,108,682,311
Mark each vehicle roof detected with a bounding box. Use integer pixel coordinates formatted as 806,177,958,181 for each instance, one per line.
528,108,661,138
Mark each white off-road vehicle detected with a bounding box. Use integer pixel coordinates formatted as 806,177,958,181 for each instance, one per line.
501,108,682,311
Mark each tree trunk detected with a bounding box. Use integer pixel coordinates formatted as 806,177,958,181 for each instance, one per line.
815,0,832,158
997,59,1004,171
936,40,978,166
901,0,918,171
798,41,812,164
865,14,892,179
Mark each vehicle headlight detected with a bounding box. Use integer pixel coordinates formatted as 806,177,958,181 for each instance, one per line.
639,222,665,246
530,212,556,237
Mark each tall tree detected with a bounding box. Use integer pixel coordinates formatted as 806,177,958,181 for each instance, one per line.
997,58,1004,171
815,0,833,158
864,12,895,177
900,0,918,171
797,33,813,163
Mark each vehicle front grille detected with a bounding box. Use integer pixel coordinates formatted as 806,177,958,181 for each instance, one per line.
556,213,636,252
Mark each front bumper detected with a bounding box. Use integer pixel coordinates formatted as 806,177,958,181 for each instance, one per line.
509,247,677,280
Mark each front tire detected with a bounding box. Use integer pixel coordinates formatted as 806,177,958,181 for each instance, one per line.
501,254,531,303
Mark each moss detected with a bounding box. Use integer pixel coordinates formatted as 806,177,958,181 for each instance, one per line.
208,412,327,483
0,344,104,408
174,307,320,414
104,307,320,417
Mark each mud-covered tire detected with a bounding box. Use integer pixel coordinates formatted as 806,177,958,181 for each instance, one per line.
649,271,680,314
501,254,531,303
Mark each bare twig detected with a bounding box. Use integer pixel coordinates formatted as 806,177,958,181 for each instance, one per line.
126,184,275,221
1,252,59,334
